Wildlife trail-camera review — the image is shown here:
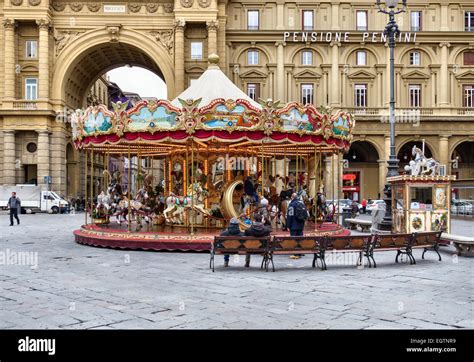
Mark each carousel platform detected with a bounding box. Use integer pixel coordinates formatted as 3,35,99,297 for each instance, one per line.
74,222,350,252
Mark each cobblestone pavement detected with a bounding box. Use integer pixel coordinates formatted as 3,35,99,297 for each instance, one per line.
0,213,472,329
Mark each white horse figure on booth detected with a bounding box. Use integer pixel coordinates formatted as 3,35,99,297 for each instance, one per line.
404,145,440,176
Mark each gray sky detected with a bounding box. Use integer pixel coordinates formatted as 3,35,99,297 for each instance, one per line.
107,67,167,99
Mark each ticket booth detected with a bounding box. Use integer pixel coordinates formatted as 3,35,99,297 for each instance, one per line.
388,175,456,234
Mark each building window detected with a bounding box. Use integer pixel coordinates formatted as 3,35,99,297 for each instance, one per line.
354,84,367,107
356,51,367,66
190,42,203,60
464,51,474,65
26,40,37,58
247,50,259,65
410,51,421,66
464,85,474,108
248,10,259,30
301,50,313,65
26,142,37,153
302,10,314,30
25,78,37,100
356,10,368,31
301,84,314,104
409,85,422,107
247,83,260,101
410,11,422,31
465,11,474,31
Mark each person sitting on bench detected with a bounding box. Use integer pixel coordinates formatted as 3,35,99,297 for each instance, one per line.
243,213,271,267
220,217,244,268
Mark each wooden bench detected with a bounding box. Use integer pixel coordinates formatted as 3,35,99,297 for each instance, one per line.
266,236,324,272
411,231,443,262
322,234,375,270
210,236,271,272
441,233,474,257
372,231,442,266
345,218,372,232
372,233,414,266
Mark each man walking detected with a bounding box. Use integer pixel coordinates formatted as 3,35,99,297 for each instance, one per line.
7,192,21,226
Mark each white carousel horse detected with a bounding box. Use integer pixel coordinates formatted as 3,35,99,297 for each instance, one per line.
404,145,440,176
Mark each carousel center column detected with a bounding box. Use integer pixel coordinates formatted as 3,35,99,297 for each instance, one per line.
174,19,186,96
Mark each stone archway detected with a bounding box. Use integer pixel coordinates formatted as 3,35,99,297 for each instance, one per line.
51,27,176,109
344,141,381,200
451,141,474,200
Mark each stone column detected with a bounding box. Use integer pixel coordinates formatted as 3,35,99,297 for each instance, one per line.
438,135,450,171
206,20,218,57
440,5,449,31
276,41,285,102
3,131,16,185
37,131,50,190
331,2,340,30
330,42,340,106
324,156,334,200
51,131,67,195
174,20,186,96
439,42,450,107
36,19,50,100
276,3,284,30
217,19,227,73
3,19,16,100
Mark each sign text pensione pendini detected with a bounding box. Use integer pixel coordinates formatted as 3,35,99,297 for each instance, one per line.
283,31,417,43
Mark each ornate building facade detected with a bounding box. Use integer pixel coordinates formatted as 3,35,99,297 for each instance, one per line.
0,0,473,199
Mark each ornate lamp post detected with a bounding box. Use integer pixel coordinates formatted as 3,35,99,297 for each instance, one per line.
376,0,407,231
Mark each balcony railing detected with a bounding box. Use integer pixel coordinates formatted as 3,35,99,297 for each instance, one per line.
13,101,37,110
457,107,474,115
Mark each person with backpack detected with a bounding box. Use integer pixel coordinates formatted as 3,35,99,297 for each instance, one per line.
286,193,308,259
286,192,308,236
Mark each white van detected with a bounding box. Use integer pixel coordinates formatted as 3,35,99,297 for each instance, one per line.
0,185,69,214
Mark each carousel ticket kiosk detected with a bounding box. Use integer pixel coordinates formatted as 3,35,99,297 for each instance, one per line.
389,175,456,234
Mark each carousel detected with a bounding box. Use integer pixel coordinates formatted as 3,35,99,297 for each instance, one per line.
72,54,356,251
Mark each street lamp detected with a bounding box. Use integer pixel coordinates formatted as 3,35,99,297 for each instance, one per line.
376,0,407,231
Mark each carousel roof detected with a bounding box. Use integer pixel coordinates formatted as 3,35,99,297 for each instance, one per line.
171,54,261,109
71,54,356,154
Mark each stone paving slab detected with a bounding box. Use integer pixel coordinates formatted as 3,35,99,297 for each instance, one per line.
0,213,472,329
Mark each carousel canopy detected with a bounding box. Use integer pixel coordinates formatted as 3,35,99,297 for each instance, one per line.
171,54,261,109
71,54,355,155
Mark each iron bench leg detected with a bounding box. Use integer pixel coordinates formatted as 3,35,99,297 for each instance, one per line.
210,251,215,272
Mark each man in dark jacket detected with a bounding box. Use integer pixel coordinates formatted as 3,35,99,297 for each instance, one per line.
243,213,271,267
286,193,307,236
220,217,244,267
7,192,21,226
286,193,308,259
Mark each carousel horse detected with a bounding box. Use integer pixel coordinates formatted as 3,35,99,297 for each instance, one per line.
185,182,211,217
163,194,185,224
404,145,440,176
